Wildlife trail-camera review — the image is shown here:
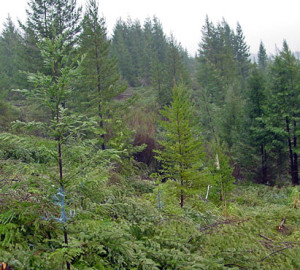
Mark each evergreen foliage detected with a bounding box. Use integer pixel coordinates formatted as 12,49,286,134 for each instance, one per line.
16,33,83,269
111,17,191,106
244,65,269,183
155,84,206,207
78,0,126,149
0,17,27,95
210,148,235,214
196,17,251,153
23,0,82,45
264,42,300,185
1,2,300,269
18,0,82,82
258,41,268,72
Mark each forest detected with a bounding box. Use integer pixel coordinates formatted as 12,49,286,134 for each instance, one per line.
1,0,300,269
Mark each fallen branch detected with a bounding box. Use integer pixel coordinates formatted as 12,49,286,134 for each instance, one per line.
224,263,248,269
260,246,291,262
199,218,250,233
0,178,21,182
259,234,273,242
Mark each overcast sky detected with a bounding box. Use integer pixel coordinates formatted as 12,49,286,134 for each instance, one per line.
0,0,300,56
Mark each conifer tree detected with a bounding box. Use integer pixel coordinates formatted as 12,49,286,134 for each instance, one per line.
150,55,167,101
19,0,82,76
154,35,190,107
234,22,251,80
166,35,190,87
0,17,26,94
266,41,300,185
197,17,237,106
155,84,206,208
258,41,268,72
111,20,136,85
141,18,154,84
149,19,173,106
23,34,83,270
129,20,145,84
111,16,190,91
244,65,269,183
152,16,168,63
22,0,82,45
196,17,251,155
79,0,126,150
220,83,244,149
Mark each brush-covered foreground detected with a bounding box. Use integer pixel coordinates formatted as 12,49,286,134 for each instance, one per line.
1,143,300,270
0,132,300,269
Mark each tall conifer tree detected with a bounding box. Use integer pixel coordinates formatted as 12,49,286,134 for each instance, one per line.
0,17,26,93
234,22,251,80
19,0,82,76
266,41,300,185
22,0,81,45
258,41,268,72
24,34,83,270
79,0,125,150
244,65,269,183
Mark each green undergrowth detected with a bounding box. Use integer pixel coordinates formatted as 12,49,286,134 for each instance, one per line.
200,184,300,269
1,135,300,269
130,87,158,107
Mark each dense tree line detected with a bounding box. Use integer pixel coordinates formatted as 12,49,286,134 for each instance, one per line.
111,17,191,106
0,0,299,189
1,0,300,268
195,17,300,186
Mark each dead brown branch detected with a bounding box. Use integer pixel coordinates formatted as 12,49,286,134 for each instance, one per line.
259,234,273,242
258,233,300,262
199,218,250,234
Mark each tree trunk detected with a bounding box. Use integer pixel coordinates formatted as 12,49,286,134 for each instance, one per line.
293,151,299,185
54,61,70,270
293,119,299,185
260,144,267,184
95,44,105,150
286,117,296,185
57,119,70,270
64,227,70,270
98,103,105,150
180,181,184,208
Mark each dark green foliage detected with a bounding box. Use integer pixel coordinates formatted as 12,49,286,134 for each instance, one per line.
197,17,241,105
78,0,126,149
2,2,300,269
234,22,251,80
258,41,268,72
23,0,82,45
2,162,300,269
0,17,27,95
263,42,300,185
16,31,84,269
236,41,300,186
111,16,191,102
0,101,20,131
219,82,245,149
111,19,145,86
18,0,82,83
195,17,251,154
159,35,191,106
242,65,269,183
0,132,53,163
